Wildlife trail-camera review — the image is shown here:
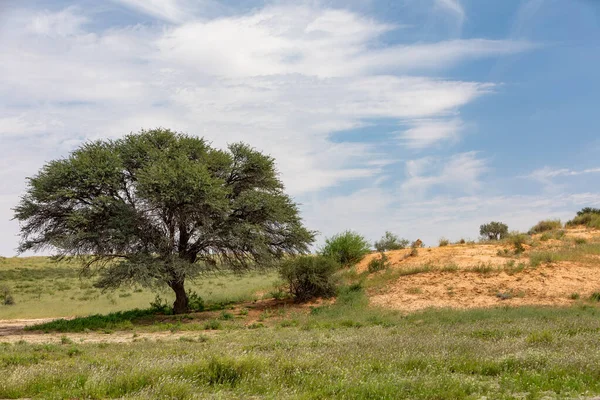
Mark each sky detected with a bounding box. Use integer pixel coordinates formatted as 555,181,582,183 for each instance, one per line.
0,0,599,256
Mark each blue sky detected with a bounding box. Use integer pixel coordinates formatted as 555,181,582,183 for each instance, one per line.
0,0,599,255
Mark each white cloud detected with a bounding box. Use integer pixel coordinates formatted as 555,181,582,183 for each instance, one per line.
26,6,88,37
0,3,538,255
399,118,463,148
522,166,600,191
525,166,600,181
401,152,487,196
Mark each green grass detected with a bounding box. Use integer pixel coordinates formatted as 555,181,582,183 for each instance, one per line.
5,243,600,399
3,299,600,398
529,242,600,267
0,257,280,319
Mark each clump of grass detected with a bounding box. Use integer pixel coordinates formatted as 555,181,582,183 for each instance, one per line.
367,253,390,273
589,292,600,302
440,264,458,273
574,238,587,245
497,248,511,257
529,252,558,267
469,263,496,275
0,285,15,306
526,330,554,345
438,238,449,247
529,219,562,234
219,311,234,321
570,293,580,300
60,336,73,345
406,287,423,294
507,232,529,254
204,319,223,330
269,287,288,300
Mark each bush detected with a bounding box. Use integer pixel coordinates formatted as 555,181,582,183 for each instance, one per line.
567,208,600,228
438,238,449,247
188,291,205,312
279,256,339,302
577,207,600,216
480,222,509,241
0,285,15,306
507,232,529,254
367,253,390,273
320,231,371,267
374,232,409,252
528,219,562,234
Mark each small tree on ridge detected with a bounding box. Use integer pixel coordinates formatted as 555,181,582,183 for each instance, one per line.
479,221,509,241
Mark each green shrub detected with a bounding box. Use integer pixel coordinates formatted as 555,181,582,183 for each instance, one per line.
507,233,529,254
279,255,339,302
590,292,600,302
367,253,390,273
320,231,371,266
188,291,205,312
528,219,562,234
374,232,409,252
570,293,580,300
0,285,15,306
574,238,587,245
567,211,600,228
480,221,509,241
438,238,450,247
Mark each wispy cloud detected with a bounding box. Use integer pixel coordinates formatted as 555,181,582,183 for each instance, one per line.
523,166,600,185
401,152,487,196
109,0,220,23
435,0,466,24
399,118,464,149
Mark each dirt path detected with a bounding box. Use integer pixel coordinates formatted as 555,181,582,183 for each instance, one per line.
0,318,215,344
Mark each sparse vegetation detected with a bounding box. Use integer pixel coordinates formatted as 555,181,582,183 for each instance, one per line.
279,255,339,302
374,231,409,252
529,219,562,234
507,232,529,254
320,230,371,267
567,208,600,229
479,221,509,241
367,253,390,273
438,237,449,247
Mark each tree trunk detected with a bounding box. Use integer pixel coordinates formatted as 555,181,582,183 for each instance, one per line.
170,280,189,314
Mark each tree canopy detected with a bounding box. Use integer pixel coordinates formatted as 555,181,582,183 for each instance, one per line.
14,129,315,313
479,221,509,241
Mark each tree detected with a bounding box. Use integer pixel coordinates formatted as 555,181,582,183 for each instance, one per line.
374,231,409,252
479,221,509,241
320,231,371,267
577,207,600,216
14,129,315,314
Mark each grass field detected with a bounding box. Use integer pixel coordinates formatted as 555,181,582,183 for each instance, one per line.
3,232,600,399
2,290,600,398
0,257,280,319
